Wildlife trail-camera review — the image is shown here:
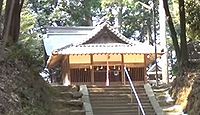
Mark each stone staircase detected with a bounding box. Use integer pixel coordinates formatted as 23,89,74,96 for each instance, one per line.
51,85,85,115
88,85,156,115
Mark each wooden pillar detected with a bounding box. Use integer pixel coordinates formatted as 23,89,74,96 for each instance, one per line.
62,55,71,86
121,54,125,85
90,54,94,84
144,54,147,83
106,55,110,86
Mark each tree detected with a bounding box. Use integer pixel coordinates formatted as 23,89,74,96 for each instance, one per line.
101,0,129,33
186,0,200,40
163,0,188,73
101,0,158,43
0,0,3,39
0,0,24,60
28,0,101,33
3,0,24,45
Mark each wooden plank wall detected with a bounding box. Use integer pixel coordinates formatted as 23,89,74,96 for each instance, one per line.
126,67,145,81
70,69,91,82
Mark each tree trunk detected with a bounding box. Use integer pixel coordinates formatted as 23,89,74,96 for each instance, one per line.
85,15,93,26
179,0,188,69
163,0,181,64
82,0,93,26
0,0,3,14
0,0,3,39
3,0,15,45
3,0,24,45
146,18,152,45
0,0,15,60
10,0,24,43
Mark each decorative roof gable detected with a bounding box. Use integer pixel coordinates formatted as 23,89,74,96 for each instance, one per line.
82,24,128,44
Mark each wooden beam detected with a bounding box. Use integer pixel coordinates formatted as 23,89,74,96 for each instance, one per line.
90,54,94,84
124,63,145,67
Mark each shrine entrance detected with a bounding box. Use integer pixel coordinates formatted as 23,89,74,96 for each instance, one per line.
46,24,161,86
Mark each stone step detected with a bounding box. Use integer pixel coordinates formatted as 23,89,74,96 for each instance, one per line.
88,86,145,90
87,85,144,88
52,85,79,92
54,92,73,100
51,108,70,115
89,88,146,93
91,102,152,107
51,108,85,115
91,100,151,105
90,92,147,97
88,85,155,115
89,91,147,95
90,97,148,101
92,109,155,115
93,113,151,115
52,99,83,110
92,105,154,110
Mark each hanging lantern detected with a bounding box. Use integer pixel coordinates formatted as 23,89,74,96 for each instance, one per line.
114,70,119,76
96,66,99,71
118,66,120,70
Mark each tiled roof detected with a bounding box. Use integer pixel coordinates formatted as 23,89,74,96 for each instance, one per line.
79,22,132,45
45,22,163,56
44,26,94,55
55,43,162,55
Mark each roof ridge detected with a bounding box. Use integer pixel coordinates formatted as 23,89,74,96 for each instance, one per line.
53,43,74,54
52,22,133,53
79,23,132,45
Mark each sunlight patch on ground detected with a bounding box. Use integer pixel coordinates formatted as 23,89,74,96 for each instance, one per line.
152,84,187,115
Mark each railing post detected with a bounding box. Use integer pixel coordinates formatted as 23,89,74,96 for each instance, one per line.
138,106,140,115
131,90,133,103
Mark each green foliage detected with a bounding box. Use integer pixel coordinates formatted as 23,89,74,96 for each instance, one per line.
122,1,153,39
28,0,101,33
8,4,45,69
9,6,44,68
8,38,44,69
169,0,200,41
101,0,131,8
186,0,200,40
101,0,158,42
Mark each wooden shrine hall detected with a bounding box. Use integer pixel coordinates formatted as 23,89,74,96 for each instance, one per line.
45,23,163,86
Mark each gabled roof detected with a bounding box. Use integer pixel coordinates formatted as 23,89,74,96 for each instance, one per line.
44,23,133,56
44,23,163,56
80,23,132,45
